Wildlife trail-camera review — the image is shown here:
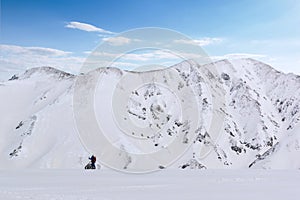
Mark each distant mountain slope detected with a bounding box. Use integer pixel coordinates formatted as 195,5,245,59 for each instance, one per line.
0,59,299,169
190,58,300,169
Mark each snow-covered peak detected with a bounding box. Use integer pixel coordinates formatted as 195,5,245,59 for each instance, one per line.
10,66,75,81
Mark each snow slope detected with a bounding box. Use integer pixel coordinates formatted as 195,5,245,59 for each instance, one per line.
0,58,299,169
1,169,300,200
0,68,89,169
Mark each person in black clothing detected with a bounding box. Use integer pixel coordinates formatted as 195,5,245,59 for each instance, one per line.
90,155,96,168
85,155,96,169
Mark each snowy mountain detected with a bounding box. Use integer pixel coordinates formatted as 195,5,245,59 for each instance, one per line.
0,58,299,169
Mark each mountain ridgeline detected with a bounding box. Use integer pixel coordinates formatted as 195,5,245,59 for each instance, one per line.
0,58,299,169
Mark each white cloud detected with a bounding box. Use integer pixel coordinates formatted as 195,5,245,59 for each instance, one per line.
26,47,72,56
0,44,84,81
87,50,180,61
102,37,131,46
119,50,178,61
212,53,267,61
82,49,184,71
174,37,223,46
110,49,201,61
65,21,114,34
1,45,72,57
102,36,140,46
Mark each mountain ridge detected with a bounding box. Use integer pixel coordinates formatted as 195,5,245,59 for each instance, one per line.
0,58,299,170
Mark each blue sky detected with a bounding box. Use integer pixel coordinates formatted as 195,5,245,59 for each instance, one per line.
1,0,300,79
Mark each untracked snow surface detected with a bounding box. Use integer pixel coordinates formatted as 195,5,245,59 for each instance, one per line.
0,170,300,200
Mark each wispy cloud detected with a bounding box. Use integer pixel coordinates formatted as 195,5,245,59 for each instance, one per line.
83,48,217,72
86,50,181,61
65,21,114,34
1,45,72,57
212,53,267,60
174,37,223,46
102,36,133,46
